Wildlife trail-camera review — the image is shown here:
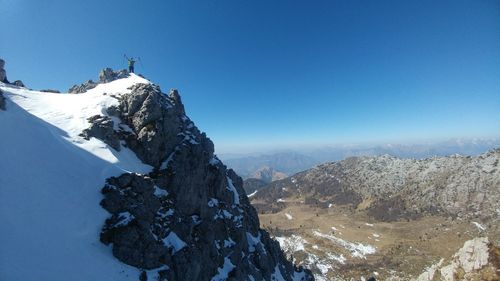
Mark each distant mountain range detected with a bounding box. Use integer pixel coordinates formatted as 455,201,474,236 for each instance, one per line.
221,139,500,181
222,152,319,179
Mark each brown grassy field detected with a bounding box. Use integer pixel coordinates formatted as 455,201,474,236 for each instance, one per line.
253,198,499,280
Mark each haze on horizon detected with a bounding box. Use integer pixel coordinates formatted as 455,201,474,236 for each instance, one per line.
1,0,499,154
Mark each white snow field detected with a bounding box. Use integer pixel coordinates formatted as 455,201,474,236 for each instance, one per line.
0,76,154,281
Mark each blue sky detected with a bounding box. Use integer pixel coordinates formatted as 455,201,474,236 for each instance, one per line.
1,0,499,153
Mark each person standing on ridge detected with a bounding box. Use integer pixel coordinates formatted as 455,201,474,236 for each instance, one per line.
124,54,136,73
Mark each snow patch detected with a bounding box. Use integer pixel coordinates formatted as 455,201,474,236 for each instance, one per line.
160,149,178,170
275,234,308,253
248,190,258,197
209,156,221,166
471,221,486,231
153,186,169,197
326,252,346,264
114,212,135,227
270,264,286,281
211,257,235,281
246,232,265,253
224,238,236,248
208,198,219,207
162,232,187,253
292,270,308,281
313,230,376,259
226,177,240,205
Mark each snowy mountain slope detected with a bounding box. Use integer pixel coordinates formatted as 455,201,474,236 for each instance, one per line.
0,71,313,281
0,76,153,281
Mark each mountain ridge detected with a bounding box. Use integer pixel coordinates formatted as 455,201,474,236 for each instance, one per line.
222,140,500,184
249,150,500,280
0,67,313,281
253,149,500,221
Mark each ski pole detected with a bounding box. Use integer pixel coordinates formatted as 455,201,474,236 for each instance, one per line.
138,57,144,69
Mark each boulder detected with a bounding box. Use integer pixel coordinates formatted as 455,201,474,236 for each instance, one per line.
79,115,121,151
13,80,25,87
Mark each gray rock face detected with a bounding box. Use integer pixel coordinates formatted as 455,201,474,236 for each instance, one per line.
0,69,6,83
91,80,314,280
0,58,8,83
68,68,129,94
99,68,129,83
109,84,189,168
0,89,5,110
68,79,98,94
79,115,121,151
100,173,167,269
0,59,22,86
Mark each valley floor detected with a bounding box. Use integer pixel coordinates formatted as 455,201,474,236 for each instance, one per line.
253,199,500,281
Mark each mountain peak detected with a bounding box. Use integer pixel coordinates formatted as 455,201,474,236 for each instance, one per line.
0,66,313,281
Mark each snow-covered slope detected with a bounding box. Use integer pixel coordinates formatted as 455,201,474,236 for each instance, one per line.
0,76,153,281
0,72,313,281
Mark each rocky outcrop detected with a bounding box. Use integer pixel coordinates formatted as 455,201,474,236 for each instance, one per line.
254,151,500,222
40,89,61,93
13,80,25,87
107,84,188,168
0,59,23,86
80,115,122,151
68,80,98,94
416,237,499,281
0,89,5,110
99,68,129,83
0,58,7,83
68,68,130,94
82,74,313,280
100,173,167,269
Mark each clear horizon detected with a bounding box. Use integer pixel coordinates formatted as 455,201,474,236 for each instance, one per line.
2,0,499,154
216,137,500,156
